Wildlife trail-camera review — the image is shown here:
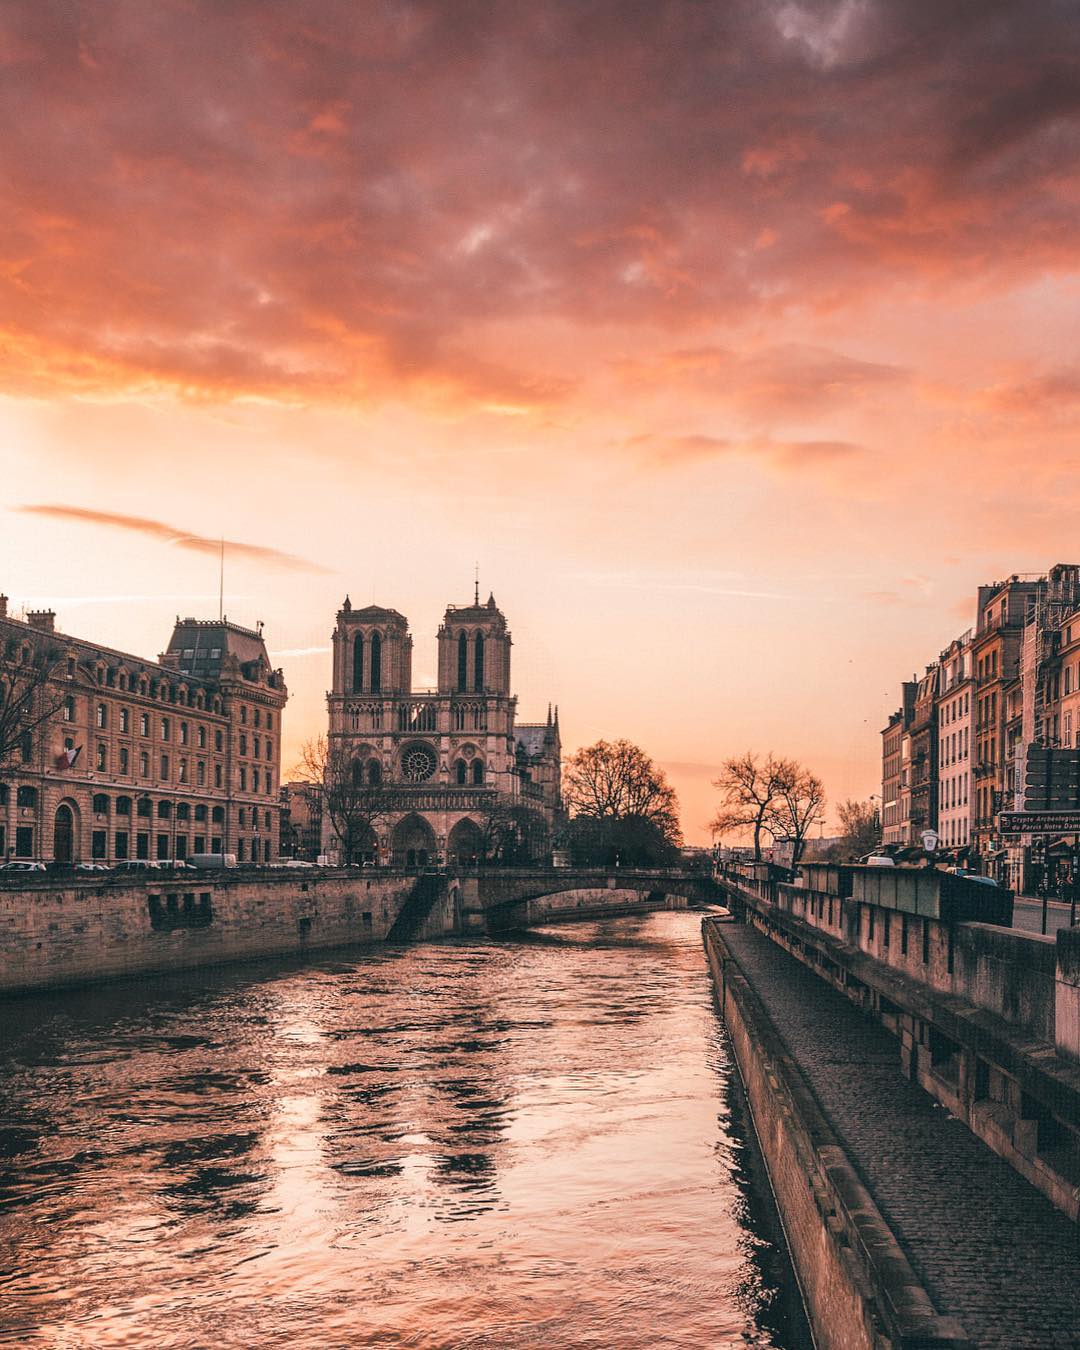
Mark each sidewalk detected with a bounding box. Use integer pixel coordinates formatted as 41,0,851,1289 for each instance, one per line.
718,920,1080,1349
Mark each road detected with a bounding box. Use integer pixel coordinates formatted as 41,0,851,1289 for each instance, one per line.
1012,895,1077,936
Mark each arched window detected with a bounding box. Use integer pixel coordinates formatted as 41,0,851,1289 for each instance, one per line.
351,759,364,786
473,632,484,691
92,793,109,814
471,759,485,785
458,631,468,692
370,632,381,693
116,796,132,816
455,759,467,785
352,633,364,692
367,759,382,786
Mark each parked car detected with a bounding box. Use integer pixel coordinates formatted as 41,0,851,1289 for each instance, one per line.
0,860,47,872
113,860,157,873
863,854,897,868
283,859,315,869
951,869,1000,887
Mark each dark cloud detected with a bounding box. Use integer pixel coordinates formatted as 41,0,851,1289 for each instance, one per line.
16,506,331,573
2,1,1079,403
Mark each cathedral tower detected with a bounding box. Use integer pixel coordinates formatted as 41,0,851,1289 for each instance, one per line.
331,598,412,696
437,590,511,696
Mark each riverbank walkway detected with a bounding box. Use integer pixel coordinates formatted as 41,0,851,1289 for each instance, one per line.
718,920,1080,1349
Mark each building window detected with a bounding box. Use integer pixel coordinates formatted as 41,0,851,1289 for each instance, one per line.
92,830,107,859
180,722,188,745
160,718,170,741
253,736,260,759
265,739,273,760
215,729,223,752
62,696,75,722
353,633,364,692
156,834,169,860
368,760,382,786
370,632,381,693
15,826,34,857
456,759,467,784
177,802,190,821
194,804,207,822
471,759,484,785
266,713,272,730
120,708,129,733
139,751,149,777
95,742,106,772
239,733,247,756
239,767,247,791
114,831,129,860
140,713,149,737
16,785,36,808
96,703,107,729
214,764,222,788
252,769,260,792
160,754,169,780
241,705,247,724
158,800,171,819
197,725,206,748
92,793,109,814
197,760,205,786
116,796,131,816
458,631,468,692
212,805,224,824
179,759,188,784
474,632,484,691
19,731,32,763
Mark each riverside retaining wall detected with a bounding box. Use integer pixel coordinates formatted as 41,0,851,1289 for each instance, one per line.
0,869,456,994
703,918,969,1350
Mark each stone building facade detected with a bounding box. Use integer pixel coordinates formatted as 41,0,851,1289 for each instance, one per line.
325,591,561,865
0,597,287,865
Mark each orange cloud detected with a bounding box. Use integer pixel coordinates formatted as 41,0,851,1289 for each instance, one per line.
15,505,332,573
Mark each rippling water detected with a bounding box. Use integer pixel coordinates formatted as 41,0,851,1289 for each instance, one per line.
0,911,808,1348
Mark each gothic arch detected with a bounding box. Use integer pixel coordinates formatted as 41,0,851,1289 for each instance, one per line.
391,814,437,868
352,632,364,692
370,631,382,693
447,817,483,865
457,630,469,692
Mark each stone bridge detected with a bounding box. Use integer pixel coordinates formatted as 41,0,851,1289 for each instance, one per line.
448,867,727,934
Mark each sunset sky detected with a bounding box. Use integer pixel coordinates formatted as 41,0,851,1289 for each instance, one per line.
4,1,1080,842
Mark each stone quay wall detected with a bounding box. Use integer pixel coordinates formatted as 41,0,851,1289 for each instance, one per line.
703,919,969,1350
717,863,1080,1222
0,869,455,995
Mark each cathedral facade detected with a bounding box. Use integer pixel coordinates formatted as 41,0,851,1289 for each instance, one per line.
325,591,561,866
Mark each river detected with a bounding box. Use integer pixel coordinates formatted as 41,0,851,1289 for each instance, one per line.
0,910,809,1348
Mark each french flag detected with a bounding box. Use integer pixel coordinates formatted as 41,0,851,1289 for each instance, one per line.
55,745,82,770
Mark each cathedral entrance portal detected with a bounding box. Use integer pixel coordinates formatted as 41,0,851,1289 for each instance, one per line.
447,818,483,866
392,814,437,869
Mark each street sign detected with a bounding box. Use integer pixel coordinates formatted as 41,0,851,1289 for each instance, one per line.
999,810,1080,836
920,829,939,853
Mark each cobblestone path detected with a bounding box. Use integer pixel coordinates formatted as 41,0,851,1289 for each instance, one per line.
718,922,1080,1349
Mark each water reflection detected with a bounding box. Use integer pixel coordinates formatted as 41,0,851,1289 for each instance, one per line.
0,911,808,1348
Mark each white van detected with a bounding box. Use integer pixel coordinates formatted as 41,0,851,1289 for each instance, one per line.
189,853,238,870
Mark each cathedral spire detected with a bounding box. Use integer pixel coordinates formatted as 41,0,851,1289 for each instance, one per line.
474,562,480,607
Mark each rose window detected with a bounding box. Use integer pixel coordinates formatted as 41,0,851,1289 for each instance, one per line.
401,744,438,782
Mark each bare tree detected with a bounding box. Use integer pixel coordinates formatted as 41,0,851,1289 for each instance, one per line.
563,739,682,847
710,752,796,860
297,735,390,863
0,633,66,775
830,799,882,860
767,767,827,865
476,799,549,865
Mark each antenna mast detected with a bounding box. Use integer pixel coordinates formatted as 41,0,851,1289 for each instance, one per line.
474,561,479,606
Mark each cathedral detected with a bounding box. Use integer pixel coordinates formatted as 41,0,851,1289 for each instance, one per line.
325,590,561,866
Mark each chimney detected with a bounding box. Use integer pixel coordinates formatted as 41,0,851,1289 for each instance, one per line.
26,610,55,633
0,594,7,620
